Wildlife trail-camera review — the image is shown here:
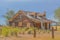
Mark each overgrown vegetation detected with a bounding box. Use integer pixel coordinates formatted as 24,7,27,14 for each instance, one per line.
54,7,60,21
0,26,51,37
0,26,19,37
3,10,15,25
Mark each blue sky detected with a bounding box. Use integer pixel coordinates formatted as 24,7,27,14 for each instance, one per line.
0,0,60,25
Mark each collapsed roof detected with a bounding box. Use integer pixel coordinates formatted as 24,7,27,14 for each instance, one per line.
9,10,56,23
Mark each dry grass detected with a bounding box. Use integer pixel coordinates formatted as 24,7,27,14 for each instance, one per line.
0,26,60,40
0,33,60,40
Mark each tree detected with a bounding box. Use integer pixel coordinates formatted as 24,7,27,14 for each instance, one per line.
54,7,60,22
3,10,15,25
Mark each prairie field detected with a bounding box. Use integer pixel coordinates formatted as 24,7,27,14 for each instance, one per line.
0,26,60,40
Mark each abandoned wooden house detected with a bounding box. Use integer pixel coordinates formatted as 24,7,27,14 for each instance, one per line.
9,10,56,29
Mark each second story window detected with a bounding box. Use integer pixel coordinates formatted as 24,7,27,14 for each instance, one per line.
30,15,36,18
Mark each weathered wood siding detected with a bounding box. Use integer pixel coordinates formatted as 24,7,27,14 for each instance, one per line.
18,22,22,27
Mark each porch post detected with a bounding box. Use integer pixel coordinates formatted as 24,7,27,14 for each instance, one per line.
56,23,57,31
41,22,45,30
47,22,49,30
49,23,50,29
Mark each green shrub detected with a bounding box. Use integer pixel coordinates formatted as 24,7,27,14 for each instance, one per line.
2,27,10,37
1,26,21,37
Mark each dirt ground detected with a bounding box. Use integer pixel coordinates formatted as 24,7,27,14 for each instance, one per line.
0,31,60,40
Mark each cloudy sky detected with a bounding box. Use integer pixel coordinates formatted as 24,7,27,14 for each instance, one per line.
0,0,60,25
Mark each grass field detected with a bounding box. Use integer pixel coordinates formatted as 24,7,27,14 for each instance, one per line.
0,26,60,40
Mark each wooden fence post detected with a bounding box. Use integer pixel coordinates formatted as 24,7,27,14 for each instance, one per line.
34,28,36,38
52,27,54,39
33,22,36,38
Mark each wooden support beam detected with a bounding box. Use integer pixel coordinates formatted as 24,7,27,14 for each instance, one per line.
47,22,51,30
47,22,49,30
49,23,51,30
56,23,57,31
41,22,44,30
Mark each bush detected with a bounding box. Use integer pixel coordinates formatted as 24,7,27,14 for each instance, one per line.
2,27,10,37
1,26,21,37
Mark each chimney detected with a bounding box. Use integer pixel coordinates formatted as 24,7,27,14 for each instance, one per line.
44,11,46,16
